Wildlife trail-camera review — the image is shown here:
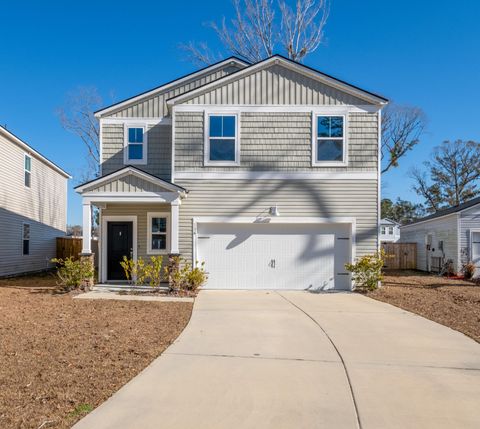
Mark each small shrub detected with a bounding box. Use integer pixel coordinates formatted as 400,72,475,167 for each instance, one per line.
184,261,208,291
345,250,385,291
144,255,164,287
51,257,94,291
463,261,476,280
120,256,147,286
164,255,188,292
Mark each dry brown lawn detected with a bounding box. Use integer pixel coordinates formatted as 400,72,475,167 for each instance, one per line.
363,270,480,342
0,273,193,429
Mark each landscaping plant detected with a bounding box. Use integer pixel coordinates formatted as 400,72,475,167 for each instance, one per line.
463,261,476,280
120,256,147,286
51,257,95,291
183,261,208,291
144,255,164,287
345,250,385,291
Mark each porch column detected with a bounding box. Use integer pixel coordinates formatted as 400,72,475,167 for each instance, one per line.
82,200,92,254
170,198,180,254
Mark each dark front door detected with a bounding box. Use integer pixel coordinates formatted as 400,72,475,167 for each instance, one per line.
107,222,133,280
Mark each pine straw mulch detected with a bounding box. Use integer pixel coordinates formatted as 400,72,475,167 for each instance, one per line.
361,270,480,343
0,273,193,429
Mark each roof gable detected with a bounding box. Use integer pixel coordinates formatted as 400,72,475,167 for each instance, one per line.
75,166,187,194
96,57,249,118
168,55,388,107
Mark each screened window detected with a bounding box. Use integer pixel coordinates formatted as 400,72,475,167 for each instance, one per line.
24,154,31,187
147,213,169,254
315,115,345,164
207,115,238,164
125,127,146,164
23,223,30,255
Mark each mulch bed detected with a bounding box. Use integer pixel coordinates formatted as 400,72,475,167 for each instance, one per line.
362,270,480,343
0,274,193,429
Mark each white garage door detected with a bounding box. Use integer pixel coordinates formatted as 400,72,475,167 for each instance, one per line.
196,222,352,291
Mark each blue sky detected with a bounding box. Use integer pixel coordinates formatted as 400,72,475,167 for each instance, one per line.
1,0,479,224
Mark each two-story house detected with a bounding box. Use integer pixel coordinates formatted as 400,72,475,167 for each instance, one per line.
0,126,70,277
380,218,401,243
76,55,387,290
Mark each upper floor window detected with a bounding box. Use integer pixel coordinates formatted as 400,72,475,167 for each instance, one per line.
24,154,31,187
205,114,239,165
313,115,346,166
124,126,147,165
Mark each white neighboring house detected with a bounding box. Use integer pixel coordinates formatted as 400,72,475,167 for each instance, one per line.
379,218,400,243
400,196,480,275
0,126,70,277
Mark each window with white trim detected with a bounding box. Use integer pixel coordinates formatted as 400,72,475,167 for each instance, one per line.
23,223,30,255
313,115,346,165
147,213,170,254
205,114,239,165
388,226,394,235
24,154,31,187
381,226,386,235
125,126,147,164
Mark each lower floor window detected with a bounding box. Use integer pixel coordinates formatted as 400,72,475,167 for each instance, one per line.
147,213,169,254
23,223,30,255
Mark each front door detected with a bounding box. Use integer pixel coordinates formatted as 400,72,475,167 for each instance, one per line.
107,222,133,280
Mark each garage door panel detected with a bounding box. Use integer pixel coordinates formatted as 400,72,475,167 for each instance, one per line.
196,222,351,291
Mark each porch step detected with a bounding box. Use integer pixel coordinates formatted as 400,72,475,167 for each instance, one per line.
93,283,169,293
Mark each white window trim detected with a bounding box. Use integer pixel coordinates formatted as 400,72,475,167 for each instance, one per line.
312,113,348,167
24,153,32,188
147,212,170,255
22,222,30,256
204,111,240,166
124,124,148,165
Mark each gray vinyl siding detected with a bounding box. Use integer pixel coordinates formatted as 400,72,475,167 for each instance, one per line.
176,179,378,264
100,204,171,276
400,214,459,272
459,205,480,265
84,174,170,193
0,132,67,277
101,123,172,180
181,64,370,106
106,65,243,118
175,111,378,172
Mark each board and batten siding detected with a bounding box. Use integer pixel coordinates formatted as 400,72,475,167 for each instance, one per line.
175,111,378,172
400,214,459,272
101,123,172,179
176,179,378,264
0,132,67,277
459,205,480,265
84,174,168,193
181,64,370,106
106,65,243,118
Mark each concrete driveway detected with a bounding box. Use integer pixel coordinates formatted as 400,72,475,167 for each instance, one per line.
74,291,480,429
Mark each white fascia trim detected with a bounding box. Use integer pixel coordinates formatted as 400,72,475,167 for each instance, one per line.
101,215,138,283
84,192,179,204
95,58,249,118
173,104,381,113
123,123,148,165
0,127,71,179
311,113,348,167
168,57,387,106
174,171,377,180
377,109,382,251
101,117,172,125
76,166,184,194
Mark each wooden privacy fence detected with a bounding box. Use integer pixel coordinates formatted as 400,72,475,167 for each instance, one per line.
56,237,99,267
382,242,417,270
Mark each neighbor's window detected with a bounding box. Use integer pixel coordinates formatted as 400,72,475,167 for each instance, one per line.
206,114,238,164
24,154,31,187
23,223,30,255
147,213,169,254
388,226,394,235
125,126,147,164
314,115,345,164
381,226,386,235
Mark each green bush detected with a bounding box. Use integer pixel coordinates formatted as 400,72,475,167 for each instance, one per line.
345,250,385,291
144,256,164,287
184,261,208,291
51,257,95,291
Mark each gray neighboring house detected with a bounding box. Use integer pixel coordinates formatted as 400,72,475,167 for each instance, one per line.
76,55,388,291
0,126,70,277
400,197,480,274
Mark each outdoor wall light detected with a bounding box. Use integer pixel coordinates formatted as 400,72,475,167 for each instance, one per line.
269,204,280,217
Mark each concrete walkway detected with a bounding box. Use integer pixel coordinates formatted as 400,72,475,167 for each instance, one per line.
73,291,480,429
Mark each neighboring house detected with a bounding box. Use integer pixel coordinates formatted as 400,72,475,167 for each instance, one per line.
0,126,70,277
400,197,480,275
76,55,387,291
379,218,401,242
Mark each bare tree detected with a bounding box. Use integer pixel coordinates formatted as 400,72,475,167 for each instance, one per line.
57,87,102,180
410,140,480,212
381,104,427,174
181,0,329,65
